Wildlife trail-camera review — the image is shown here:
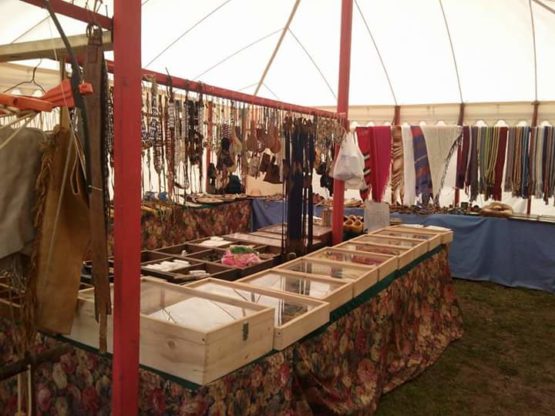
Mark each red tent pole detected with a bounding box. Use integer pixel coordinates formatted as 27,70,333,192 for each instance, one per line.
332,0,354,245
112,0,141,414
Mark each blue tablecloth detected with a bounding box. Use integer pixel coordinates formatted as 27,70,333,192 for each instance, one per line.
251,200,555,293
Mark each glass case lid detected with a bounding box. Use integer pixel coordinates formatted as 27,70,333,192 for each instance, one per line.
355,235,422,248
338,242,407,257
309,249,389,267
192,281,316,326
280,259,367,280
140,281,259,332
373,230,431,240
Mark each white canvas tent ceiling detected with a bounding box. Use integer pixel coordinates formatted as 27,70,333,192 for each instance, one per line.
1,0,555,108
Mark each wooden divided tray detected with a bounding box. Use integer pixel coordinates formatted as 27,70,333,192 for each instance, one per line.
187,278,329,350
69,278,274,385
306,247,398,280
185,249,275,277
237,269,352,311
276,257,378,296
141,258,238,283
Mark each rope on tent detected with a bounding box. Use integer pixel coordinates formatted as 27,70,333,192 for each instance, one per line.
254,0,301,96
288,28,337,100
145,0,235,68
532,0,555,15
193,28,283,80
529,0,539,102
438,0,463,104
354,0,398,106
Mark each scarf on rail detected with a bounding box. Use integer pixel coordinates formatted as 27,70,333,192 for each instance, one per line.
543,126,555,204
356,126,392,202
479,127,508,201
421,125,461,199
402,126,416,206
530,126,544,198
356,127,372,201
390,125,404,204
465,126,479,201
455,126,470,190
411,126,433,205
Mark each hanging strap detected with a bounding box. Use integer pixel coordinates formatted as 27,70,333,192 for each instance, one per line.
84,26,111,353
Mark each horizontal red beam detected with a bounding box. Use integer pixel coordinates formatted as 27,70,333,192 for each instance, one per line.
105,60,338,118
20,0,113,30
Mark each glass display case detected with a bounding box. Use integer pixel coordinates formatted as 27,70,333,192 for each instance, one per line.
187,278,329,350
306,247,398,279
276,257,378,296
238,269,353,310
69,278,274,385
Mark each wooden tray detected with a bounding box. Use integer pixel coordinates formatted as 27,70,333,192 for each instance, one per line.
224,233,284,248
259,223,332,240
69,278,274,385
237,269,353,311
155,243,212,257
188,236,238,248
142,259,238,283
335,240,413,268
352,234,428,259
306,247,398,280
276,257,378,297
186,249,275,277
187,278,329,350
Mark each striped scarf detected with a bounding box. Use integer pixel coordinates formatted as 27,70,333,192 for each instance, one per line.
411,126,433,205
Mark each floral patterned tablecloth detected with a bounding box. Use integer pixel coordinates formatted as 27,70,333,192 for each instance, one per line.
107,200,252,252
0,246,463,415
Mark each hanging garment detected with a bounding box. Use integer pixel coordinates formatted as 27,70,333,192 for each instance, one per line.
504,127,516,193
421,125,461,198
411,126,433,205
465,126,479,202
402,126,416,206
356,127,372,200
520,126,531,197
390,125,404,204
492,127,508,201
543,126,555,204
0,127,44,259
32,127,90,334
455,126,470,190
531,127,545,198
370,126,392,202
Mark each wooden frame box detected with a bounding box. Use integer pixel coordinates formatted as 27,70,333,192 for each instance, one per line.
237,269,353,310
187,236,239,249
224,233,284,248
187,278,329,350
276,257,378,297
335,240,413,268
306,247,398,279
370,228,441,250
259,223,332,241
69,278,274,385
155,243,212,257
352,234,428,259
390,224,454,244
142,259,238,283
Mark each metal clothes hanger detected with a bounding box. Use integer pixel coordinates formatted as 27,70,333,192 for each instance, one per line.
3,60,46,95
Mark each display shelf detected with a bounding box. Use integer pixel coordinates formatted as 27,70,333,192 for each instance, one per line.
370,228,441,250
351,234,428,258
335,240,413,268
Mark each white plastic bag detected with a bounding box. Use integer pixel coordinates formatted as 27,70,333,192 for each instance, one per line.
332,131,364,189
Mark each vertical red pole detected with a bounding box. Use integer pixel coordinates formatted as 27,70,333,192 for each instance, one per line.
332,0,354,245
112,0,141,414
